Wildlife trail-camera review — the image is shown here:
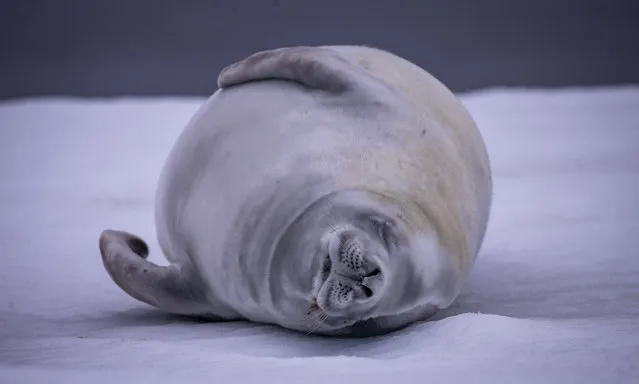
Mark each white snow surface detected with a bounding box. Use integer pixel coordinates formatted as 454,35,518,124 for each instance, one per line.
1,86,638,383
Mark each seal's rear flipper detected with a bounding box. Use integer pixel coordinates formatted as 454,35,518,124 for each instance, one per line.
99,229,212,318
217,46,396,103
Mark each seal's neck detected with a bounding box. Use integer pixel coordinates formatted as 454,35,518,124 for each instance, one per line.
229,175,337,322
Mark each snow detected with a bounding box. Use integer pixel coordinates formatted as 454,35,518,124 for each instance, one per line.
1,86,638,383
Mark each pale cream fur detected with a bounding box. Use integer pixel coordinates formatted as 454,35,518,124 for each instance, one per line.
327,46,492,286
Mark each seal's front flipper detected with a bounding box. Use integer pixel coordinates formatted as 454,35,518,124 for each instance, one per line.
217,46,396,104
99,229,211,318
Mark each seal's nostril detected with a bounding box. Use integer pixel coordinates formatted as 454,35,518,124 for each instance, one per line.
363,285,373,298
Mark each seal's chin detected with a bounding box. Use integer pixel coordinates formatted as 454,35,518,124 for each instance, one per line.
305,303,391,336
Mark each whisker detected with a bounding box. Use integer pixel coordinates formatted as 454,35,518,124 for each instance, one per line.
301,297,330,335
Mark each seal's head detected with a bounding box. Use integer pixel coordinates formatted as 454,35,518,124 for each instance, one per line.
271,189,455,336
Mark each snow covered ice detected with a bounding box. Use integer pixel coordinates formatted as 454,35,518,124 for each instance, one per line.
1,86,638,383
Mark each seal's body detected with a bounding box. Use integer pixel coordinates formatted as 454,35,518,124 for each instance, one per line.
99,45,492,336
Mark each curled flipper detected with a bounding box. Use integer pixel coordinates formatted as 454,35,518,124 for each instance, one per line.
99,229,210,317
217,46,396,101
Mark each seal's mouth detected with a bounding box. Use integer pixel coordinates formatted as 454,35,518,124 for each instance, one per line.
308,251,332,318
309,250,333,306
319,252,332,286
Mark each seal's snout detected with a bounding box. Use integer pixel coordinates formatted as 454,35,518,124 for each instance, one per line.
317,230,388,318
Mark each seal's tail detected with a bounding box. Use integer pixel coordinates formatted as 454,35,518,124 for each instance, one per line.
98,229,208,317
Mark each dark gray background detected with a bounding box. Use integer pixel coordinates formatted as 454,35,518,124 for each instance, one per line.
1,0,638,99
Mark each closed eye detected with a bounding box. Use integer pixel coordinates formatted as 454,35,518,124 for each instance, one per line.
365,268,381,278
372,217,397,249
